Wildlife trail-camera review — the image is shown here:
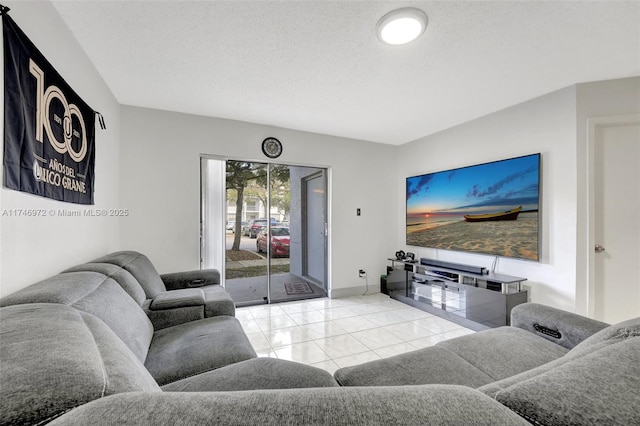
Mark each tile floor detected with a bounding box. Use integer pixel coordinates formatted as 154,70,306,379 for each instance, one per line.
236,292,475,375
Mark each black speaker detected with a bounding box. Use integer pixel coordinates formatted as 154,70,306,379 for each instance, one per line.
380,276,388,295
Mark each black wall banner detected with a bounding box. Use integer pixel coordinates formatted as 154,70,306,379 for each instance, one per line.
2,8,101,205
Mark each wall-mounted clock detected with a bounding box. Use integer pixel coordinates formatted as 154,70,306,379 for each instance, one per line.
261,137,283,159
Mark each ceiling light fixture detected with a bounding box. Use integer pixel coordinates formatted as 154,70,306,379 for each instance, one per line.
376,7,428,46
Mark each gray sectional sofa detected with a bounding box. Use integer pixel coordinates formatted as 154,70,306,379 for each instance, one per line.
1,250,638,425
335,303,640,425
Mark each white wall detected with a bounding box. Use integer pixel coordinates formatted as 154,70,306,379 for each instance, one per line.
574,77,640,314
0,1,121,296
1,2,635,310
119,106,397,296
396,87,579,311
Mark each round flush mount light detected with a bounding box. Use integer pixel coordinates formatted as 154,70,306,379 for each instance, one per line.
376,7,428,45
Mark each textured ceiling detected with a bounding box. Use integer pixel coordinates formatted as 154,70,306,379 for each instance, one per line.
51,1,640,145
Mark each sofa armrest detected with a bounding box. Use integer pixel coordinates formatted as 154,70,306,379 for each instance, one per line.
510,303,609,349
50,386,530,426
160,269,220,291
149,289,205,310
145,289,207,330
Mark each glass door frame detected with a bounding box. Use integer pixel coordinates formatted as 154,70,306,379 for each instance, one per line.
200,154,331,305
301,169,328,291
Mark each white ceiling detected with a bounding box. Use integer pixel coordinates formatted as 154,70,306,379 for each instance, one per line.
51,1,640,145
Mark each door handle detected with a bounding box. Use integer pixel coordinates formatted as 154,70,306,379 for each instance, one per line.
595,244,606,253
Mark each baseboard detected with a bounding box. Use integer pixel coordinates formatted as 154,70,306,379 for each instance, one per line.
329,286,379,299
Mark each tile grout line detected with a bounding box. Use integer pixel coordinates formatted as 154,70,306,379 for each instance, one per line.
237,294,475,373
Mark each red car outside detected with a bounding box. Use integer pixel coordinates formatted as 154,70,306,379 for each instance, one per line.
256,227,290,257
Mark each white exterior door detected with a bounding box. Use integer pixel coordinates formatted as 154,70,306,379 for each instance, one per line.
303,171,327,289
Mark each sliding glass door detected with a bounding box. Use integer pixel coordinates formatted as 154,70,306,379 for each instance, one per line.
201,157,327,306
225,161,270,305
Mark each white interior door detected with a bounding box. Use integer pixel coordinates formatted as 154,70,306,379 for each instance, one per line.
590,116,640,323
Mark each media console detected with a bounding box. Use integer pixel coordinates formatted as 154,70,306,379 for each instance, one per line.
384,257,528,331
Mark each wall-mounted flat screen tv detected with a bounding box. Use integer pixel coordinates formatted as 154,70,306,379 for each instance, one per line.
406,153,540,261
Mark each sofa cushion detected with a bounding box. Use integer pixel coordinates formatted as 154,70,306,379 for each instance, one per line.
0,304,160,426
63,262,147,305
487,337,640,425
0,271,154,362
334,326,569,388
162,358,339,391
334,345,494,387
436,326,569,381
145,315,257,385
90,251,166,298
49,385,530,426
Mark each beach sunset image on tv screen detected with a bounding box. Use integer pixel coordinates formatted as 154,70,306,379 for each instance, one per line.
406,153,540,261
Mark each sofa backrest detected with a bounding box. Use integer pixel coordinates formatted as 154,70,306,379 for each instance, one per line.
63,262,147,305
0,303,161,426
567,315,640,358
0,271,154,362
89,250,167,298
480,316,640,425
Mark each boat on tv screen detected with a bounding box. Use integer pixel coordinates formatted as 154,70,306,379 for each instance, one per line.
406,153,540,261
